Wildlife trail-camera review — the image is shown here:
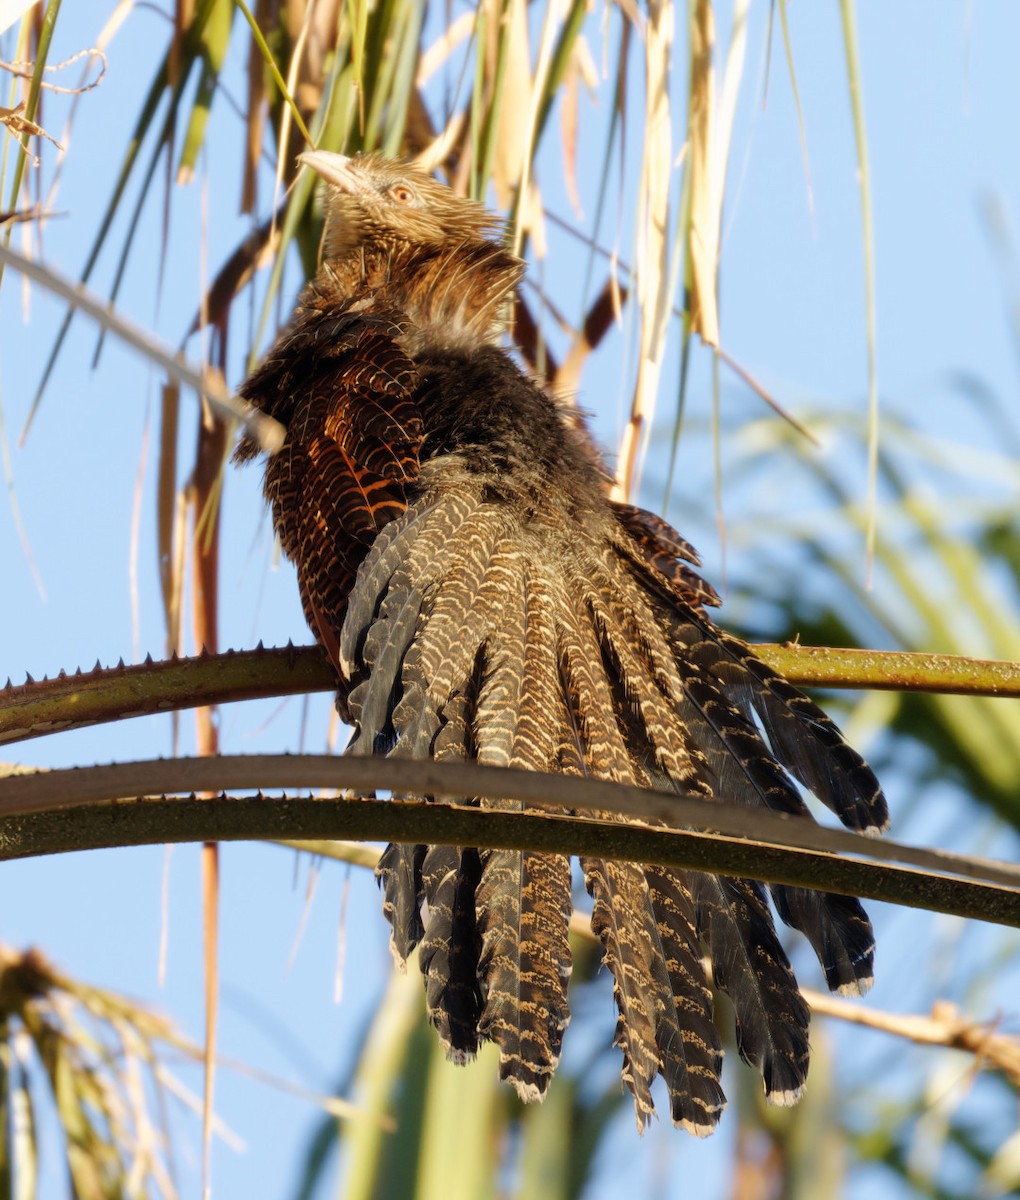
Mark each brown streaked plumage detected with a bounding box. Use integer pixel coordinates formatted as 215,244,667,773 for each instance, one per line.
236,151,888,1133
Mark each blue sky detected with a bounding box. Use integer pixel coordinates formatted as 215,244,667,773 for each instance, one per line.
2,3,1020,1198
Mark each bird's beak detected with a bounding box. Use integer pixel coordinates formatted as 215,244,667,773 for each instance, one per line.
298,150,374,198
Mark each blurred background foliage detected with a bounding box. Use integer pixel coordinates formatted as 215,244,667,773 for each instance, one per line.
2,1,1019,1198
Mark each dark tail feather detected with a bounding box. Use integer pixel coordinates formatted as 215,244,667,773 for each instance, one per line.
691,873,810,1104
770,885,876,996
339,503,429,680
376,841,426,963
347,584,424,753
644,867,727,1134
705,628,889,835
417,845,483,1061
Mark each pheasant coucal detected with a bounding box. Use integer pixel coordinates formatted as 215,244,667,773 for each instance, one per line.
236,151,889,1134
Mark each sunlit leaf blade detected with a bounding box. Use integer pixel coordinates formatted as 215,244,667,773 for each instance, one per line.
0,1022,10,1197
337,969,429,1200
0,0,60,286
378,3,424,158
776,0,814,214
177,0,234,183
22,0,221,436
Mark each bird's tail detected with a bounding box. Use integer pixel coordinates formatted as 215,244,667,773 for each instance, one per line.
343,464,887,1126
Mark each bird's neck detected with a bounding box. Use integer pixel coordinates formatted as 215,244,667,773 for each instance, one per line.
315,240,525,351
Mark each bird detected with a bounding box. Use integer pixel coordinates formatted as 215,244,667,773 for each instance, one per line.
235,150,889,1134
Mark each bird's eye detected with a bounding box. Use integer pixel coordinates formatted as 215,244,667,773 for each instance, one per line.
388,183,416,205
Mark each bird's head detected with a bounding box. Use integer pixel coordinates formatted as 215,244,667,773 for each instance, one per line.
300,151,502,263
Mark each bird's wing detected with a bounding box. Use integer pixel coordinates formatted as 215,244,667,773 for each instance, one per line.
239,305,422,673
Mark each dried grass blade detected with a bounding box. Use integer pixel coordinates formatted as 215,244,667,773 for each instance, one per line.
617,0,674,500
839,0,879,584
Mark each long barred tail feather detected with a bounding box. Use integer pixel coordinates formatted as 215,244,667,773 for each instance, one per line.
376,841,426,964
475,848,573,1100
691,872,811,1104
644,866,727,1133
417,844,483,1060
